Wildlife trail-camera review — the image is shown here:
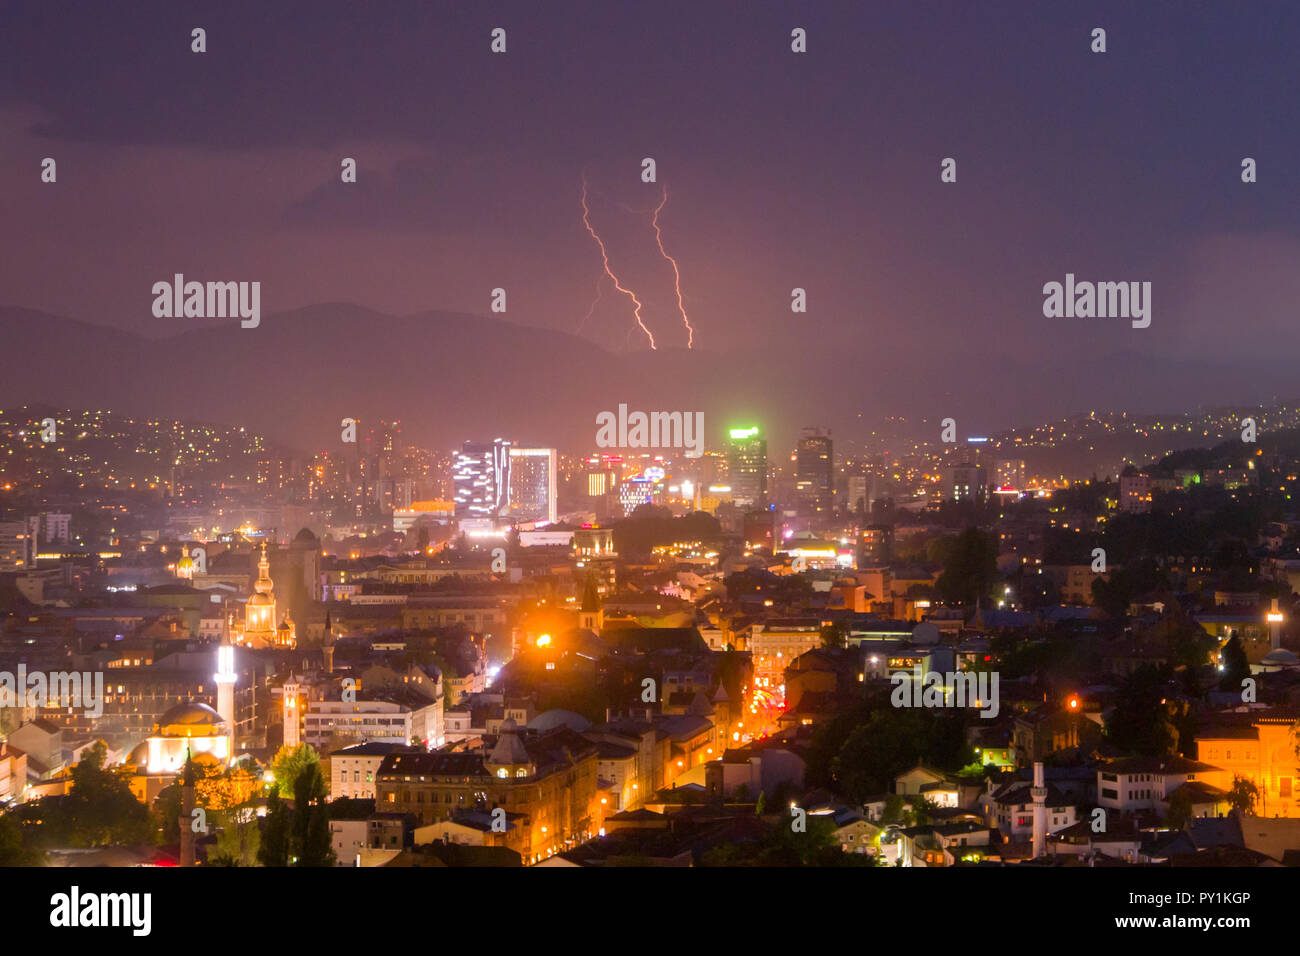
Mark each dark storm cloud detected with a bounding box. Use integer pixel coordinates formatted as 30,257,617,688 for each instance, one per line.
1,0,1299,438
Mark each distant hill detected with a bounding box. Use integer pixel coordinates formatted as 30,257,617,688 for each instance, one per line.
3,303,1299,457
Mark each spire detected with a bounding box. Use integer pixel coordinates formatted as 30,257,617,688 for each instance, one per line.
179,749,198,867
581,573,601,613
254,541,273,595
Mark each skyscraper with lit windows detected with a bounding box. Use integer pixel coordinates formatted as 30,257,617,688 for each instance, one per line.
453,439,512,518
795,426,833,513
508,447,558,523
728,426,767,509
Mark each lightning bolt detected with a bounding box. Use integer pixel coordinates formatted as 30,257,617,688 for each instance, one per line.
576,274,603,333
580,174,656,350
651,185,695,349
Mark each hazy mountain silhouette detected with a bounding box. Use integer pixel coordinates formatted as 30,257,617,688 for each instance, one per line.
1,303,1294,454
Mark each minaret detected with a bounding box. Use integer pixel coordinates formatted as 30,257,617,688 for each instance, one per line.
1031,761,1047,860
1267,598,1284,651
214,632,237,760
179,750,198,867
322,611,335,676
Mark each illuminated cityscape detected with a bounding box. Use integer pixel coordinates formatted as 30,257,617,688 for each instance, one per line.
1,0,1291,936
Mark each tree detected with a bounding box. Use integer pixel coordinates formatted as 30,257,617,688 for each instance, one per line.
880,794,906,826
1090,558,1170,620
64,742,149,847
698,816,871,867
292,761,335,867
911,795,934,827
1164,787,1194,829
258,791,291,866
820,621,847,649
271,743,321,798
210,801,262,866
1228,776,1259,815
0,813,43,865
301,802,336,867
934,528,997,608
1104,665,1181,757
829,708,973,804
1218,633,1250,691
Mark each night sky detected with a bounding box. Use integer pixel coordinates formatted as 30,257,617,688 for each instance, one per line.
3,1,1299,439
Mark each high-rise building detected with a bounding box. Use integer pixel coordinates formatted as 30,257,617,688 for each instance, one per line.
369,419,402,464
453,439,512,519
859,525,894,567
580,455,623,519
1119,470,1152,514
508,447,558,523
361,420,402,518
847,475,869,514
995,459,1026,491
617,474,659,516
0,521,27,570
728,426,768,509
42,512,71,543
795,427,833,513
945,463,987,504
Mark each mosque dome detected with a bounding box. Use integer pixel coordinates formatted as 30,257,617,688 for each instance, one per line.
1260,648,1300,669
127,700,231,774
157,700,227,736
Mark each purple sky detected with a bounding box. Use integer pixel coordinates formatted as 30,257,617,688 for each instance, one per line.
3,0,1299,429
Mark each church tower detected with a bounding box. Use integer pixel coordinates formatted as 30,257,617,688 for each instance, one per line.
244,542,278,647
282,675,302,749
578,573,603,632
